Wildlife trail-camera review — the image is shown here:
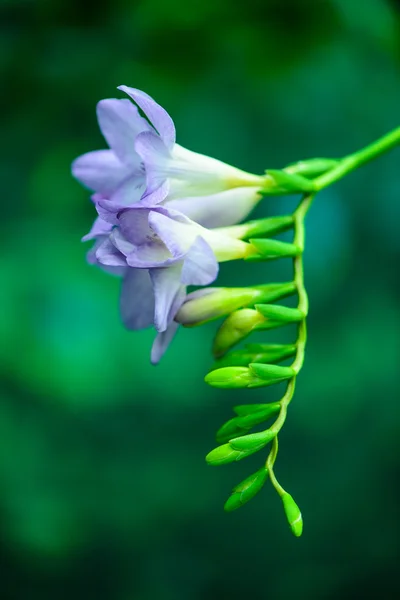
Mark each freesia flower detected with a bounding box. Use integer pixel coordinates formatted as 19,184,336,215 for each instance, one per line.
72,85,272,363
92,205,255,363
72,86,268,211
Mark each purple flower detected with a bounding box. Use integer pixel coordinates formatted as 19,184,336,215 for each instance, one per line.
72,86,265,211
72,85,267,363
92,205,254,363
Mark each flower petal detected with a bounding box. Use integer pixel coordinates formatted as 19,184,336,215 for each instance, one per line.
96,98,150,166
72,150,132,195
82,217,113,242
134,131,171,204
181,236,219,286
120,268,155,330
151,321,179,364
118,86,176,149
165,187,262,229
149,265,186,332
95,237,128,267
148,208,197,258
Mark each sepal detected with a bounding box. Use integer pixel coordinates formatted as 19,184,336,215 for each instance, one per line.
263,169,316,194
254,304,305,323
249,363,295,383
247,238,301,261
215,215,294,241
284,157,339,178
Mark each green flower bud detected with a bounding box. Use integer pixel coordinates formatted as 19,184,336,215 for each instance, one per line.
216,403,281,443
224,467,269,512
229,429,276,451
236,403,281,428
254,304,305,323
213,343,297,369
244,343,297,363
249,363,295,383
206,441,264,465
281,493,303,537
204,366,260,389
246,238,301,261
213,309,265,358
205,443,241,465
176,283,295,327
233,403,272,416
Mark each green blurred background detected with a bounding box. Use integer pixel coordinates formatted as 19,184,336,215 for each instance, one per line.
1,0,400,598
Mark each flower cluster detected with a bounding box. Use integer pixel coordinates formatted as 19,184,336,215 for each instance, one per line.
72,86,267,361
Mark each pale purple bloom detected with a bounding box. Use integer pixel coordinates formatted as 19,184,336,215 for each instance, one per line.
72,85,265,362
72,86,264,212
92,205,252,362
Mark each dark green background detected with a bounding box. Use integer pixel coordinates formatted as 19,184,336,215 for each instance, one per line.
1,0,400,598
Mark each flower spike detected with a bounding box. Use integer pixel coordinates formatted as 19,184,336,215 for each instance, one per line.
72,85,400,537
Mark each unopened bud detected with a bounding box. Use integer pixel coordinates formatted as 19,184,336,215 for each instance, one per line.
177,283,296,327
213,309,265,357
281,492,303,537
224,467,269,512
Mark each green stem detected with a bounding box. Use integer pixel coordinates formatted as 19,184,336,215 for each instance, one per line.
313,127,400,191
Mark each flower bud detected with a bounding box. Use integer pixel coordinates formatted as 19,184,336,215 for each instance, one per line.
204,367,262,389
212,309,265,357
212,343,297,369
281,492,303,537
216,402,281,443
224,467,269,512
176,283,296,327
206,441,263,465
229,429,276,451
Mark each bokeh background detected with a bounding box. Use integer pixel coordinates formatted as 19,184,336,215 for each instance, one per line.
1,0,400,598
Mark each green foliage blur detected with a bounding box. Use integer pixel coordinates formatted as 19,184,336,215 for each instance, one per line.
1,0,400,598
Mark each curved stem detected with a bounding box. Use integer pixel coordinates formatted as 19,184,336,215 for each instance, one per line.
265,193,314,475
313,127,400,191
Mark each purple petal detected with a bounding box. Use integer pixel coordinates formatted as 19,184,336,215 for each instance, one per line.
95,237,127,267
149,265,186,332
86,239,126,276
110,174,146,206
111,228,174,269
134,131,171,204
82,217,113,242
139,180,170,207
118,86,176,149
120,268,155,330
151,321,179,364
96,98,150,166
164,187,261,228
148,209,195,258
181,236,219,286
72,150,132,195
117,208,152,245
